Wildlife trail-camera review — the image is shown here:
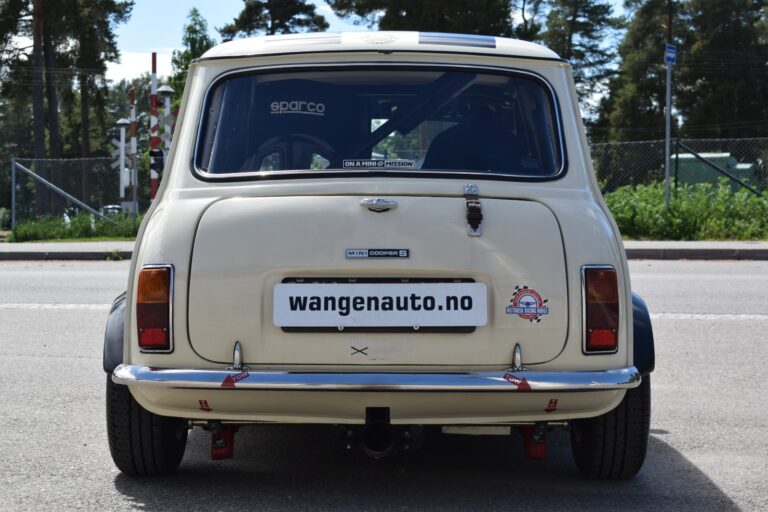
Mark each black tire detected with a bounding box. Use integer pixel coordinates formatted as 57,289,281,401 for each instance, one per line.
106,375,188,476
570,375,651,479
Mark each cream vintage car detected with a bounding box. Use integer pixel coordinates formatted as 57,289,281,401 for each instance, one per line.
103,31,655,479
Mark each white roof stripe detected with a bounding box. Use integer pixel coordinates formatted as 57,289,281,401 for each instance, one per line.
201,31,561,61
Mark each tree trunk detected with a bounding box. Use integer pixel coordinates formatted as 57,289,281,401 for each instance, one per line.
44,26,63,214
79,69,91,200
667,0,673,43
31,0,49,215
566,0,578,60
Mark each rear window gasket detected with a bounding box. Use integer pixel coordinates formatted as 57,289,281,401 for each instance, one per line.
190,62,568,183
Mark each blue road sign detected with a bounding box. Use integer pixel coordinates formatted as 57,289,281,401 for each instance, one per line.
665,44,677,64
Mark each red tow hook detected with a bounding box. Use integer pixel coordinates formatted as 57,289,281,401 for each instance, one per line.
521,425,547,460
211,426,236,460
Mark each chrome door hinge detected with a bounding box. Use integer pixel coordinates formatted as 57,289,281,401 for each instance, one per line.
464,184,483,237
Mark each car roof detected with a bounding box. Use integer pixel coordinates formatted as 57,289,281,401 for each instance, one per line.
199,31,562,62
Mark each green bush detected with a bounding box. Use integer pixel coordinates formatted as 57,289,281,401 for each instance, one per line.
604,180,768,240
8,213,141,242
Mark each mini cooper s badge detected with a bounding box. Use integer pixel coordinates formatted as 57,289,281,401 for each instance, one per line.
346,249,410,259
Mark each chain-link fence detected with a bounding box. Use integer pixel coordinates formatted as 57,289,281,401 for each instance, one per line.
592,137,768,193
4,137,767,230
10,157,123,226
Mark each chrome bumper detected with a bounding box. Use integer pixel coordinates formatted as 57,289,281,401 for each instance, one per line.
112,364,641,392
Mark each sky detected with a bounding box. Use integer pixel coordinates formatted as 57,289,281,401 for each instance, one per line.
106,1,366,82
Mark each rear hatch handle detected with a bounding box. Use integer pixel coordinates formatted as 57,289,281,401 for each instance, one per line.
464,183,483,236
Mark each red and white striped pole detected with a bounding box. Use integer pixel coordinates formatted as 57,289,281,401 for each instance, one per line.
150,52,160,200
130,88,138,227
130,89,137,169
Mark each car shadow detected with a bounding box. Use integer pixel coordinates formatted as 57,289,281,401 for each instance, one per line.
114,425,739,511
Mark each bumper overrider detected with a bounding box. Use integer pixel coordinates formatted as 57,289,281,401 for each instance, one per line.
112,364,640,392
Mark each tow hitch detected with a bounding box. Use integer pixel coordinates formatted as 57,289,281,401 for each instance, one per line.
332,408,425,458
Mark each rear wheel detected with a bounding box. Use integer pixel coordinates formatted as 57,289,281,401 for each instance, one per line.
106,375,188,476
570,376,651,479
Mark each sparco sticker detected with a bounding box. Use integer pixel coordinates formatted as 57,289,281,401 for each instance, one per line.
346,249,409,259
506,285,549,323
270,100,325,116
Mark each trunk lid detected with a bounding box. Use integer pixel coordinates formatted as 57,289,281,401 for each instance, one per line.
187,194,568,366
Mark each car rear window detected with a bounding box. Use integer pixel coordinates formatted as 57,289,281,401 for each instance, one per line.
196,68,563,178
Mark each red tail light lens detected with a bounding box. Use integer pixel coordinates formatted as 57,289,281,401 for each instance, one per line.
583,266,619,353
137,266,172,351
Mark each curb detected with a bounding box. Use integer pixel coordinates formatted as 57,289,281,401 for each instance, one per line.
624,248,768,260
0,251,132,261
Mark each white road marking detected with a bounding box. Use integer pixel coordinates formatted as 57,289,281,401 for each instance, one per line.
651,313,768,321
0,303,110,310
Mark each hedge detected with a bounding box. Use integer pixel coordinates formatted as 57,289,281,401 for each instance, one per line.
604,180,768,240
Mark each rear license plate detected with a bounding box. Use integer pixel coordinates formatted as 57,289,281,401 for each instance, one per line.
273,282,487,328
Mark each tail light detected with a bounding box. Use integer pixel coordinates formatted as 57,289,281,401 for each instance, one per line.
582,266,619,353
137,265,173,352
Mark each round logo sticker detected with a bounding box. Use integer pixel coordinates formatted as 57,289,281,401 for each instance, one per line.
506,286,549,323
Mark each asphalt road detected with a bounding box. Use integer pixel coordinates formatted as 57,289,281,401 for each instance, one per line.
0,260,766,511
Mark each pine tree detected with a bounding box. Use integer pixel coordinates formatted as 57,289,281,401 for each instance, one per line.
0,0,35,179
0,0,26,63
219,0,328,40
677,0,768,138
595,0,685,142
72,1,133,157
170,8,216,105
329,0,513,36
512,0,545,41
542,0,619,112
0,0,132,213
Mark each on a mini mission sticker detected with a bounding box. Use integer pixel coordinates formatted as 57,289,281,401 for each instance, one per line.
342,159,416,169
506,285,549,323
